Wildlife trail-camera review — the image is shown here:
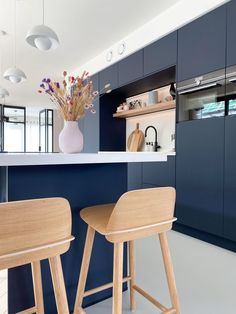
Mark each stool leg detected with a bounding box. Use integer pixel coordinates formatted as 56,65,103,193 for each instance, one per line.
159,232,180,314
112,242,124,314
74,226,95,314
129,241,136,312
31,261,44,314
49,255,70,314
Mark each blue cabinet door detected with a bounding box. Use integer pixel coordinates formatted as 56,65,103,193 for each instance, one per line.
226,0,236,67
176,118,224,236
118,50,143,87
144,32,177,76
224,115,236,241
177,5,226,82
128,163,142,191
99,64,118,92
142,157,176,187
83,74,99,152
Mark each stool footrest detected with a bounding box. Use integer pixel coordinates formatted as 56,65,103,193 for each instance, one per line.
161,308,176,314
133,284,176,313
83,276,131,297
16,306,37,314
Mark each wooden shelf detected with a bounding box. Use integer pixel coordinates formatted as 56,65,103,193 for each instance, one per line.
113,100,176,118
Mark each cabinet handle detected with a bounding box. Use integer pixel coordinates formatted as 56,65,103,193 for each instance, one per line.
178,82,219,95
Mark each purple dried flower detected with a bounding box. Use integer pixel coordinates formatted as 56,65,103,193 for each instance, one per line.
78,92,82,97
56,82,60,88
49,85,54,93
47,78,51,83
45,89,51,94
42,78,47,83
40,83,45,89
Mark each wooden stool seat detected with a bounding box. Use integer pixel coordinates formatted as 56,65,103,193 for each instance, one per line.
81,203,115,235
74,187,180,314
0,198,74,314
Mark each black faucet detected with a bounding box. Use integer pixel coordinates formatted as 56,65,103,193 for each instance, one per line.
145,126,160,152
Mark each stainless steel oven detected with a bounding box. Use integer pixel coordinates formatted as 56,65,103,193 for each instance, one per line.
177,69,226,122
226,65,236,115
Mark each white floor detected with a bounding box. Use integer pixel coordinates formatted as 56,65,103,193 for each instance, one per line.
0,270,7,314
85,231,236,314
1,231,236,314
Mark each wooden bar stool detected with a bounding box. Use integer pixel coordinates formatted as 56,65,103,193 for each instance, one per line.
0,197,74,314
74,187,180,314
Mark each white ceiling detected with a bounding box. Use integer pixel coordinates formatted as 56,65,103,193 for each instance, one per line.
0,0,180,108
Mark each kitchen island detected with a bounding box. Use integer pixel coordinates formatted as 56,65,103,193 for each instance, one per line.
0,152,174,314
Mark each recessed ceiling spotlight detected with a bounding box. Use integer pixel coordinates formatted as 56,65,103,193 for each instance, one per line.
106,50,113,62
118,42,126,55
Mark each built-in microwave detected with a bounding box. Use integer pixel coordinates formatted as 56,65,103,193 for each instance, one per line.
177,69,226,122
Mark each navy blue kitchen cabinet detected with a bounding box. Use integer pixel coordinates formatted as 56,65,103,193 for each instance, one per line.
177,5,227,82
142,157,176,187
99,64,118,93
118,50,143,87
227,0,236,66
83,74,99,153
176,118,224,236
224,115,236,241
127,163,142,191
144,32,177,76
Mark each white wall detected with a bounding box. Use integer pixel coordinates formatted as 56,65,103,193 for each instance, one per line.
74,0,229,76
126,110,176,152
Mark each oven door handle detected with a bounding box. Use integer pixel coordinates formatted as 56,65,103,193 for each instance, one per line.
178,82,220,95
229,77,236,83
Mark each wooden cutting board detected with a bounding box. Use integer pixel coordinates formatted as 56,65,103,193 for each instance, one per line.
127,123,144,152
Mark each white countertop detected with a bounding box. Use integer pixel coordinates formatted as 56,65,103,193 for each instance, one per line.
0,151,175,166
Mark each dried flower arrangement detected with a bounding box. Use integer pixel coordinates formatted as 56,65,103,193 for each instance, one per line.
38,71,111,121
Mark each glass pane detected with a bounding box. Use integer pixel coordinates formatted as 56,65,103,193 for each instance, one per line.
48,125,53,152
4,107,25,123
26,121,39,152
4,122,25,152
228,99,236,115
47,110,53,125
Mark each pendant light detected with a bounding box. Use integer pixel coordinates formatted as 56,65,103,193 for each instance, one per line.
0,87,9,98
26,0,59,51
3,0,27,83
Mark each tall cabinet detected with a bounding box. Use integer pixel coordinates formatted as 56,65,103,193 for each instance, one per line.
176,119,225,236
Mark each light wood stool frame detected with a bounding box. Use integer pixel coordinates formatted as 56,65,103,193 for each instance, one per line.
74,187,180,314
0,198,74,314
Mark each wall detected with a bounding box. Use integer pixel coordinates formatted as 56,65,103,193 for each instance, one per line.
73,0,228,76
126,109,176,152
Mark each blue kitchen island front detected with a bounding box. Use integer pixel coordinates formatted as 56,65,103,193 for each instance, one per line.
0,152,173,314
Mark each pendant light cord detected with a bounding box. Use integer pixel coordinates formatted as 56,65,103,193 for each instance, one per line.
14,0,16,67
42,0,44,25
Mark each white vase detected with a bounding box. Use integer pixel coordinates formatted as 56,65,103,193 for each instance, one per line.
59,121,84,153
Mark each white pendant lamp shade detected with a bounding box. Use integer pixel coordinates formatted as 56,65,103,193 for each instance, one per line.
3,67,27,83
0,87,9,98
26,25,59,51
